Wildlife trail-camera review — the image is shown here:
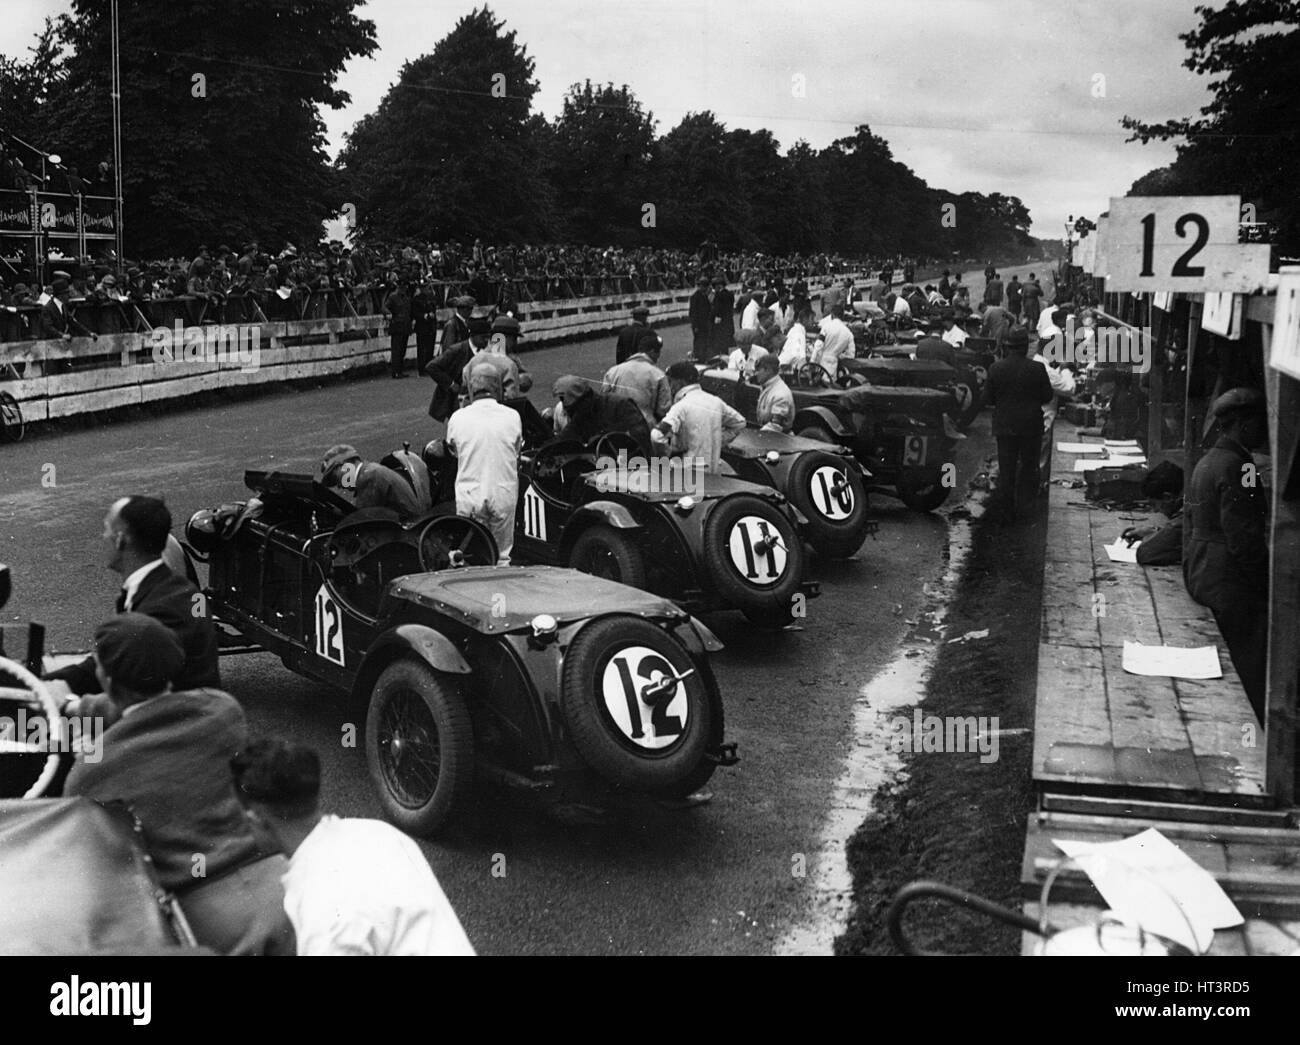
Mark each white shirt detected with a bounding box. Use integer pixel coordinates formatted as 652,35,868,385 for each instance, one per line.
740,297,761,331
812,316,854,376
1033,352,1076,428
779,323,808,367
121,559,166,611
941,325,967,347
282,816,476,956
657,384,746,472
770,302,794,333
1037,307,1059,337
727,343,769,377
445,397,522,513
892,296,912,317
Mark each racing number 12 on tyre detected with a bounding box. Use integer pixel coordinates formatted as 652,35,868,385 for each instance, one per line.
604,647,687,749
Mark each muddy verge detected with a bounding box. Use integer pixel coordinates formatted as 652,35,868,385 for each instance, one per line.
835,488,1047,956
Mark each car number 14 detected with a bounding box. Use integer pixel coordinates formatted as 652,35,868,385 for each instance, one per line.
314,584,346,666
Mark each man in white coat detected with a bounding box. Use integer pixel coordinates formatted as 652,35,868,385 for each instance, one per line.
445,365,522,564
1032,333,1077,488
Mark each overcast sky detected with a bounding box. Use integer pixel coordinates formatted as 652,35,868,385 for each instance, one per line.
5,0,1212,237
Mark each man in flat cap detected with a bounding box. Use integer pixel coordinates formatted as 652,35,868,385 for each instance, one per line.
461,314,532,400
552,375,651,455
441,294,475,361
603,332,671,430
44,495,219,700
445,365,523,563
614,306,659,366
1184,387,1271,719
985,326,1053,520
64,613,295,955
317,444,424,518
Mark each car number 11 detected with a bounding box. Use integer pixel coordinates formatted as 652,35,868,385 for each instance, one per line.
314,584,346,666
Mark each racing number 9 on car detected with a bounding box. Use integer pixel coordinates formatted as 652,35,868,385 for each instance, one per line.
314,584,346,666
728,517,786,585
903,436,928,467
603,647,686,749
810,466,854,520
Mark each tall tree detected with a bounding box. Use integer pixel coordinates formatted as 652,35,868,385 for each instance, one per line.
46,0,375,255
650,112,745,249
548,81,656,245
1123,0,1300,253
338,6,555,244
0,20,60,153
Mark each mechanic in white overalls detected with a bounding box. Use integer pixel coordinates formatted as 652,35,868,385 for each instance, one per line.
444,365,523,564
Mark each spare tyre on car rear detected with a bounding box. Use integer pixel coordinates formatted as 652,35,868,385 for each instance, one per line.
560,616,716,794
703,493,803,627
782,450,869,559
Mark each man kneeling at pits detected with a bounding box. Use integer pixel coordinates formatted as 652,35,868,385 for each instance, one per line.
317,444,423,519
64,614,295,955
233,739,476,956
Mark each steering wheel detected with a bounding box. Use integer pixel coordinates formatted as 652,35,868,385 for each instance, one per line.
0,655,64,798
590,429,644,462
835,363,860,388
418,514,498,570
528,439,596,503
797,362,832,388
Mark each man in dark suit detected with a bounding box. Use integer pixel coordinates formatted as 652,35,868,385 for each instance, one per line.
441,295,474,361
44,495,220,698
411,280,441,376
426,314,491,423
985,327,1053,519
688,276,713,361
710,276,734,356
614,306,657,365
382,282,413,378
41,278,98,341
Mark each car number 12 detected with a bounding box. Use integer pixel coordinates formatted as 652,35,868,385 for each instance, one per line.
314,584,346,666
602,647,687,750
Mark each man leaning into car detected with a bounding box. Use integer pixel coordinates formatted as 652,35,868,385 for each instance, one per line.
317,444,424,519
64,614,295,955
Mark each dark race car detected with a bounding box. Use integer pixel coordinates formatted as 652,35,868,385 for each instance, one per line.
700,365,960,513
689,371,875,559
185,471,737,835
420,400,821,628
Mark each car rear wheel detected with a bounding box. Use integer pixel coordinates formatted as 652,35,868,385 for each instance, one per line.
366,659,474,836
560,616,715,794
568,525,647,589
703,494,804,628
0,392,23,443
949,368,984,429
784,451,870,559
896,469,951,512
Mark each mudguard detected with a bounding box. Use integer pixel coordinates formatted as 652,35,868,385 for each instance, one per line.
793,404,853,440
352,623,471,704
568,500,643,531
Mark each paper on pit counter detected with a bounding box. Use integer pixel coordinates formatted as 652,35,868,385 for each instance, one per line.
1057,442,1106,453
1104,538,1140,563
1122,640,1222,679
1053,828,1242,954
1104,439,1141,448
276,287,293,300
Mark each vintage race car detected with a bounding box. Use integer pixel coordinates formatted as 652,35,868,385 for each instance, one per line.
839,356,984,430
700,365,960,513
418,400,820,627
187,472,737,835
689,372,875,559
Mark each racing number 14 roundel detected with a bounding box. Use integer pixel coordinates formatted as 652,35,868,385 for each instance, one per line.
602,646,689,750
809,465,854,521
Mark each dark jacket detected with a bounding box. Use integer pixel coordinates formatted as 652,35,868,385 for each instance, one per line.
64,689,271,893
383,288,412,332
1183,437,1269,611
689,289,713,336
355,462,424,517
916,336,957,367
440,313,469,353
557,391,651,455
46,562,221,696
411,289,440,336
425,337,479,421
712,289,735,331
41,298,94,338
615,321,653,365
985,354,1053,436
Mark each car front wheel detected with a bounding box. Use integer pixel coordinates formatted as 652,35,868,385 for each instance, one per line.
366,658,474,836
568,524,648,589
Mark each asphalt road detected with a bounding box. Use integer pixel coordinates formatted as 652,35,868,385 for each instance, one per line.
0,263,1041,954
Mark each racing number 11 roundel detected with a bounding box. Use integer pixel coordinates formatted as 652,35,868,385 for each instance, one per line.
727,516,787,585
602,646,689,750
809,465,854,521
